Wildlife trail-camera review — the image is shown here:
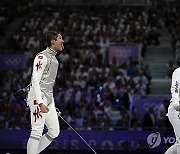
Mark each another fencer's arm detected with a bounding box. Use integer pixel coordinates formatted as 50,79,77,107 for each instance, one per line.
171,70,180,110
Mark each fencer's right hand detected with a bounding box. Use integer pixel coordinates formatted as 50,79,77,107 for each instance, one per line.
39,103,49,113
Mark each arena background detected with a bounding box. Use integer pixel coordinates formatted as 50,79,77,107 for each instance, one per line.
0,0,180,153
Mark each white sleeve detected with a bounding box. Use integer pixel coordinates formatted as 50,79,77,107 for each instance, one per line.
171,69,180,102
31,54,47,104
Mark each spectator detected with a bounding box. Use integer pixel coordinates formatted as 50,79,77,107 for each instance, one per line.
142,107,156,130
157,100,169,129
166,60,176,78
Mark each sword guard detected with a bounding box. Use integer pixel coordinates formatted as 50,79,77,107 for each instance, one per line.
56,107,61,117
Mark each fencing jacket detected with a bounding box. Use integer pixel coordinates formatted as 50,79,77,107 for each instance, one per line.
27,47,59,105
170,67,180,103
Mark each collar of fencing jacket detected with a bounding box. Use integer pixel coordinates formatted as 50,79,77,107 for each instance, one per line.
48,47,57,56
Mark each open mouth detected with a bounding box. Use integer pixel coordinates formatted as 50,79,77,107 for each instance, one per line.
61,44,64,50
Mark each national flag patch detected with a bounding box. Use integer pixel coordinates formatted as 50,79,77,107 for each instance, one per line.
36,61,42,71
38,56,43,59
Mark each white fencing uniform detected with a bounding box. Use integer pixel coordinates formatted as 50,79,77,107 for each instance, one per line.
27,47,60,145
165,67,180,154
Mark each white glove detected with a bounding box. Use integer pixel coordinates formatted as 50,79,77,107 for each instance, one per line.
172,101,180,111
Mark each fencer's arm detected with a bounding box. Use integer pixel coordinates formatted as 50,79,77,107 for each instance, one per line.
171,70,180,110
31,54,47,105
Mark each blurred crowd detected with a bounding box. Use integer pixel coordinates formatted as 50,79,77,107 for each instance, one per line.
0,5,10,36
0,0,35,36
0,0,178,130
3,2,163,54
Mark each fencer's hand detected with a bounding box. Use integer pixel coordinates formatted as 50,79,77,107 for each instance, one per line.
39,103,49,113
173,101,180,111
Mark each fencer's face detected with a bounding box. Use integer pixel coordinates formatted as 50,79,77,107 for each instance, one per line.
52,34,64,52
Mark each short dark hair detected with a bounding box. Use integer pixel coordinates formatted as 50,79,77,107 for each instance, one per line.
46,30,61,47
